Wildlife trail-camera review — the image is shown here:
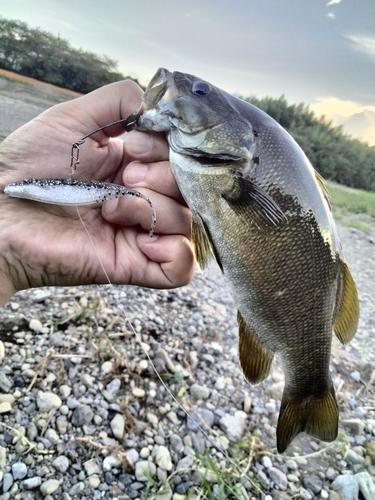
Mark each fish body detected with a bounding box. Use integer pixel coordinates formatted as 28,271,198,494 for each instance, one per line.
136,69,359,452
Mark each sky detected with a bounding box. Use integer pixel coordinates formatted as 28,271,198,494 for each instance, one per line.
1,0,374,144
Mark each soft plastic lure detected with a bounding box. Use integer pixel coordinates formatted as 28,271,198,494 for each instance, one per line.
4,178,156,237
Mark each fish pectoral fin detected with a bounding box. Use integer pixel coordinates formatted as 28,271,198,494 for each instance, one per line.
221,172,287,227
333,262,359,344
237,311,273,384
277,385,338,453
191,215,215,270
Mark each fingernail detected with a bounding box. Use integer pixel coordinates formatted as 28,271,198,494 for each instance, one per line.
125,131,152,155
103,198,119,214
139,233,159,242
124,162,148,185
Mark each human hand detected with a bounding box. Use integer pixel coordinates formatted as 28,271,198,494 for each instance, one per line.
0,80,194,305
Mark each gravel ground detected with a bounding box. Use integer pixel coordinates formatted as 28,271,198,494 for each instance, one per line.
0,76,374,500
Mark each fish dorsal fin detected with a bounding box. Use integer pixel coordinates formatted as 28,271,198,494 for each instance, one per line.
315,170,331,209
221,173,287,227
191,215,214,270
237,310,274,384
333,262,359,344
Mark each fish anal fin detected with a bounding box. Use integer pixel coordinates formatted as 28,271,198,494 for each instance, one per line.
277,385,339,453
222,172,287,227
237,311,273,384
333,262,359,344
191,215,213,270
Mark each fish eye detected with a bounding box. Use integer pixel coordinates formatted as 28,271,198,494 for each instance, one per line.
192,80,211,96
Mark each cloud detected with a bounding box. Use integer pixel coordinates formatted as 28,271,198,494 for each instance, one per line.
311,97,375,145
346,34,375,62
327,12,335,19
326,0,341,5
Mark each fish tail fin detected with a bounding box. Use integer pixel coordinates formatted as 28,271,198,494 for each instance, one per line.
277,385,338,453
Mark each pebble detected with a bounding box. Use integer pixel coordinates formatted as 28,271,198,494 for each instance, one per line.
0,372,12,392
84,458,101,476
355,471,375,500
23,476,42,489
52,456,70,473
218,410,247,442
267,466,288,490
2,472,13,492
302,473,323,494
36,391,62,412
135,460,157,481
331,474,359,500
11,461,27,479
102,455,121,471
132,387,146,398
154,445,173,471
29,318,43,332
190,383,210,400
71,404,93,426
40,478,60,495
110,413,125,440
0,401,12,413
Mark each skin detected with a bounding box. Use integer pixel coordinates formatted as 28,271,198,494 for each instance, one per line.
0,80,194,306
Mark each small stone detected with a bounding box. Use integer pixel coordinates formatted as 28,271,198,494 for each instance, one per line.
40,478,60,495
88,475,101,488
106,378,121,392
261,456,272,469
126,448,140,464
52,456,70,473
355,471,375,500
218,410,247,442
243,395,252,413
286,459,298,470
302,473,323,494
110,413,125,440
331,474,359,500
81,374,95,388
135,460,157,481
84,458,101,476
267,466,287,490
2,472,13,492
23,476,42,489
154,445,172,471
342,418,365,435
170,434,184,453
300,487,313,500
29,318,43,332
102,455,121,471
190,383,210,400
37,391,62,412
71,404,93,426
12,461,27,479
0,402,12,413
346,448,365,465
0,394,15,405
0,372,12,392
132,387,146,398
350,370,361,382
101,361,114,374
0,446,6,468
44,428,59,445
325,466,338,481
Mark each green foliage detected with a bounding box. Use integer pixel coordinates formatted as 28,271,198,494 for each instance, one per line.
0,16,141,93
244,95,375,192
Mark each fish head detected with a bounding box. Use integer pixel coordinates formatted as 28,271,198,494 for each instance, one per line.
137,68,256,161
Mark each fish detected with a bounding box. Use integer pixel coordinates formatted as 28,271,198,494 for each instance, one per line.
4,178,156,237
4,69,359,452
133,68,359,452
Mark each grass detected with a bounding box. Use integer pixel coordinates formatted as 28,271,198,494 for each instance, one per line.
0,72,32,86
326,181,375,232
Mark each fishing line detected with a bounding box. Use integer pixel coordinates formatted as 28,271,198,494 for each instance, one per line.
71,134,267,499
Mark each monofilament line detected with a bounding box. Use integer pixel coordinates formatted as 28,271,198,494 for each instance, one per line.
75,206,266,499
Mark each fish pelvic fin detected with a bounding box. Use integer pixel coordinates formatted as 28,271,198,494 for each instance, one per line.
333,262,359,344
191,215,214,270
237,311,273,384
277,385,338,453
221,172,287,227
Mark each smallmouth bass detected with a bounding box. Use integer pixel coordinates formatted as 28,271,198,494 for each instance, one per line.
134,68,359,452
